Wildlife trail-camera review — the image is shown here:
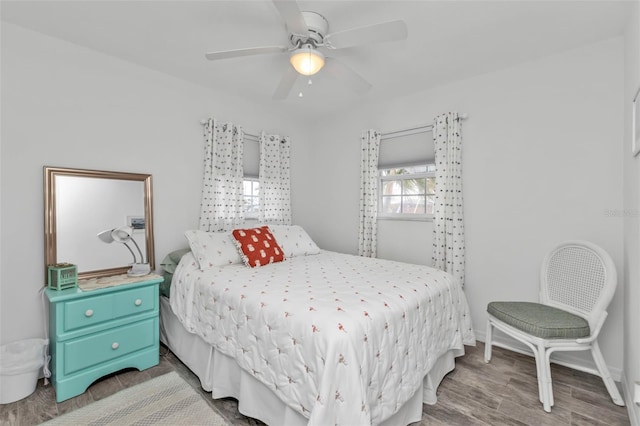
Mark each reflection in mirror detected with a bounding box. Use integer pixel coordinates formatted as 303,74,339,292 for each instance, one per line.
44,167,155,281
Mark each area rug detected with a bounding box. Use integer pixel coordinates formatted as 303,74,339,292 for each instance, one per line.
42,371,230,425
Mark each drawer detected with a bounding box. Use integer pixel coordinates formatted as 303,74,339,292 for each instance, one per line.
113,285,157,318
64,295,114,332
63,286,156,333
63,318,156,375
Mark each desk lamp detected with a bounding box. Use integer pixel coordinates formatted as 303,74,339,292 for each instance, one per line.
97,226,150,277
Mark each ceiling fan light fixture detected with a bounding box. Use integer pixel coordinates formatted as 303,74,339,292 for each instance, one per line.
290,46,325,76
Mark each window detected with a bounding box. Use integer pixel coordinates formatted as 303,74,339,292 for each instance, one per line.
243,136,260,220
243,178,259,219
379,164,435,220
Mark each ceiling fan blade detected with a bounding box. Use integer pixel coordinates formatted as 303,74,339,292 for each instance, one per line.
324,57,372,95
272,0,308,36
325,20,408,50
273,66,299,100
205,46,287,61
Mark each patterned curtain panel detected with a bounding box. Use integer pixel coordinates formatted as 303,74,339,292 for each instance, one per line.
199,118,245,232
259,132,292,225
432,112,465,287
358,129,381,257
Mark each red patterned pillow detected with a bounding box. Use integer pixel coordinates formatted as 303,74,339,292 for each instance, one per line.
231,226,284,267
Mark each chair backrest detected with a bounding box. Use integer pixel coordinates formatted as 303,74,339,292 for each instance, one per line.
540,240,617,332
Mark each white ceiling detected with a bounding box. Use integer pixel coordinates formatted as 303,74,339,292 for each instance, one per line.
1,0,631,117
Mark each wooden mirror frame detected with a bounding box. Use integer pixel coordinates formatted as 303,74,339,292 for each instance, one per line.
44,166,155,281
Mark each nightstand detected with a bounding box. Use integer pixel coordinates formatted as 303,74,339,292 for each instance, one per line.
45,276,162,402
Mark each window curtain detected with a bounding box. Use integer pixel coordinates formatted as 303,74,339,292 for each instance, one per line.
259,132,292,225
358,129,381,257
199,118,244,232
432,112,465,287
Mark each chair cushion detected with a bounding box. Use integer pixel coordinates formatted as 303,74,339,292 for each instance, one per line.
487,301,590,339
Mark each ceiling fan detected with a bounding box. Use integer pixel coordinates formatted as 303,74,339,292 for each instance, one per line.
204,0,408,100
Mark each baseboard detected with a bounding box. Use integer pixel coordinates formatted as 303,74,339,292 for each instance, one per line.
622,376,640,426
474,328,622,381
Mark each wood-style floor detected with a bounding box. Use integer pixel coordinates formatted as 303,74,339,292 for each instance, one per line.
0,342,631,425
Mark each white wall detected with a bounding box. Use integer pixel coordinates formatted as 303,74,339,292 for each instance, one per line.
294,37,626,376
0,23,308,344
623,1,640,422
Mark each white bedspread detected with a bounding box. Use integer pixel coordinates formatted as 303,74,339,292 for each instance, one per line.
170,250,475,425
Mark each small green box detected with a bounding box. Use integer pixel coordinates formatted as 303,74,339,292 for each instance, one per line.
48,263,78,290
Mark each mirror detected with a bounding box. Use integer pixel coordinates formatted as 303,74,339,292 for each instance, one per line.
44,166,155,280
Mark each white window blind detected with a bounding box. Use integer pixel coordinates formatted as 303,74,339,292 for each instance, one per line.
378,130,434,169
243,139,260,178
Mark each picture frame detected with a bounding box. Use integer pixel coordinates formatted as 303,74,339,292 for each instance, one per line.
633,86,640,157
127,215,146,233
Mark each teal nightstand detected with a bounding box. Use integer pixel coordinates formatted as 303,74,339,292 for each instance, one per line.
45,276,162,402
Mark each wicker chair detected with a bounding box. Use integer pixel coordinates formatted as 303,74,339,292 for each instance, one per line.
484,240,624,412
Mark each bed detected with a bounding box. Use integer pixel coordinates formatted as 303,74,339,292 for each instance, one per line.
160,225,475,425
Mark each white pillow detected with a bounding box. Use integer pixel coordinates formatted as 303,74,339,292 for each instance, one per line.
184,230,243,270
268,225,321,258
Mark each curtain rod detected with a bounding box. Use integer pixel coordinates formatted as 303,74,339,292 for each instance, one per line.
199,119,259,141
381,113,468,140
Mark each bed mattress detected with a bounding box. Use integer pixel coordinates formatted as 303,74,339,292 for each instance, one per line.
170,250,475,425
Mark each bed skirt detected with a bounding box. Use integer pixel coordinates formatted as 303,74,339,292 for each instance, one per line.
159,296,458,425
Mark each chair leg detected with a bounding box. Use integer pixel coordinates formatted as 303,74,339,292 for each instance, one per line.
527,341,546,405
531,345,544,404
536,344,552,412
544,349,555,408
484,319,493,363
591,341,625,406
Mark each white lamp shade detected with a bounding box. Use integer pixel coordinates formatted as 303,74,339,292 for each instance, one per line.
290,47,325,76
97,229,115,243
111,226,134,243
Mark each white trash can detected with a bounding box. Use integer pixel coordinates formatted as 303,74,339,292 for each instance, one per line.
0,338,48,404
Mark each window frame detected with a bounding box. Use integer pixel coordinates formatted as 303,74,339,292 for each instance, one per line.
377,164,436,222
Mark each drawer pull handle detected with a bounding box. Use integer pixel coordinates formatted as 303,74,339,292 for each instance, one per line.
85,309,94,317
135,299,142,306
112,342,119,350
